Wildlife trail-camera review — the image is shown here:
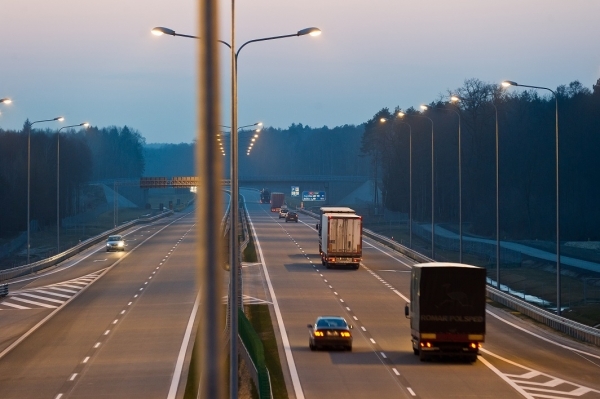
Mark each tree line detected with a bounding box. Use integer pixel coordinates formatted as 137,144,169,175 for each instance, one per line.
238,123,370,178
0,122,145,237
361,78,600,241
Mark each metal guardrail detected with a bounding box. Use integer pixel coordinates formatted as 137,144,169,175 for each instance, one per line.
0,284,7,297
297,207,600,346
0,210,174,283
238,308,271,399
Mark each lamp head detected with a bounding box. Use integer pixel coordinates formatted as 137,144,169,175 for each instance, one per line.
55,116,65,122
254,134,259,138
420,105,428,111
379,117,387,123
152,27,176,36
297,27,321,37
397,111,405,118
502,80,518,87
0,98,12,104
256,122,263,126
450,96,461,103
82,122,90,128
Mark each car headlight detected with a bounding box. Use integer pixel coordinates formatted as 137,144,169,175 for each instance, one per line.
106,243,110,247
118,242,124,247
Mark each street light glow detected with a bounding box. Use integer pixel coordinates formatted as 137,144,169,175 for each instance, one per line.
254,134,259,138
0,98,12,104
152,27,175,36
380,117,387,123
450,96,461,103
297,27,321,37
502,80,518,87
55,116,65,122
397,111,405,118
82,122,90,127
420,105,428,111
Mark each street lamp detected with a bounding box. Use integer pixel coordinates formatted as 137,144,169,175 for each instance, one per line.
502,79,561,315
419,105,435,259
448,96,464,263
153,24,320,396
394,111,414,248
27,116,64,264
57,122,89,253
0,98,11,117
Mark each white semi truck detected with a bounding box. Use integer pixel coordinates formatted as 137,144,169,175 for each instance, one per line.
318,212,362,270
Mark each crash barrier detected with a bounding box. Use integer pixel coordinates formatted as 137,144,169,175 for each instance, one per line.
0,210,174,283
297,208,600,346
238,308,272,399
0,284,7,297
486,285,600,346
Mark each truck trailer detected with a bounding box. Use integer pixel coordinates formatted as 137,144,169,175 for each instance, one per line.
319,213,362,269
270,192,285,212
404,263,486,362
316,207,355,238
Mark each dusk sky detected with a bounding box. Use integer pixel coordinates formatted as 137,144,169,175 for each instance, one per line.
2,1,599,143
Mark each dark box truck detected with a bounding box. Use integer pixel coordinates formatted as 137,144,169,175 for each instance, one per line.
270,192,285,212
405,263,486,362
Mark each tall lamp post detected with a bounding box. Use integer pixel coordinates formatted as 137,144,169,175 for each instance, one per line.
490,100,500,289
27,116,64,265
502,80,560,315
57,122,89,253
448,97,463,263
419,105,435,259
152,24,320,397
396,112,413,248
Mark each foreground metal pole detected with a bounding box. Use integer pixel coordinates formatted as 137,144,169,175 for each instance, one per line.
196,0,225,396
229,0,239,396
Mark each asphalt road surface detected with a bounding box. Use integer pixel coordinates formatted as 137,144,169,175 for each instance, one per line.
241,188,600,399
0,210,199,399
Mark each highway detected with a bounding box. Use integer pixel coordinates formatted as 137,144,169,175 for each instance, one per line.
241,188,600,399
1,188,599,399
0,210,199,399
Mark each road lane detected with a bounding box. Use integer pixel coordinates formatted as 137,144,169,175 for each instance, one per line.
242,188,600,399
0,211,198,399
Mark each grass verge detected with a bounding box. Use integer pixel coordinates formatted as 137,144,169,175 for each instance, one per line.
244,304,288,399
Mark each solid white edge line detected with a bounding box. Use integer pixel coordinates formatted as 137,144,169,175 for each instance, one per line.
167,292,200,399
246,209,305,399
0,212,191,361
477,354,534,399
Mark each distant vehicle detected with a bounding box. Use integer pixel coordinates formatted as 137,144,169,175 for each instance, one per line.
404,263,486,362
270,192,285,212
319,213,362,269
308,316,353,351
106,235,125,252
278,208,289,219
260,188,271,204
285,211,298,222
316,207,355,238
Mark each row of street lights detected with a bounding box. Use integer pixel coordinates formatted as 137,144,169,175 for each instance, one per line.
383,78,561,315
1,98,90,263
152,22,320,396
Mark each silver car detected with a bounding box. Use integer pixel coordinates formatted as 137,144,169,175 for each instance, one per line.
106,235,125,252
